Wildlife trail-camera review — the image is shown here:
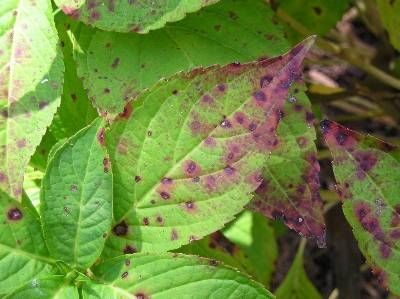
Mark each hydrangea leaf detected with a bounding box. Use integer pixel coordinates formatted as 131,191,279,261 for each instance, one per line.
103,38,314,256
50,14,97,140
41,118,113,270
275,240,322,299
74,0,290,118
377,0,400,51
84,253,274,299
250,87,325,246
275,0,348,42
0,0,64,198
180,211,277,286
321,120,400,295
55,0,219,33
0,189,56,295
5,276,79,299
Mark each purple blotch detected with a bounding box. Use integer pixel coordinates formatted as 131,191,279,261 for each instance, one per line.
143,217,149,225
7,208,22,221
160,191,170,200
123,245,137,254
253,90,267,102
112,221,128,236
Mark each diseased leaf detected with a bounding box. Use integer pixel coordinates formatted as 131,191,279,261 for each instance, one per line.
84,253,274,298
5,276,79,299
321,119,400,295
250,87,325,246
41,119,112,269
0,0,64,198
56,0,219,33
0,189,55,294
275,240,322,299
377,0,400,51
103,38,314,256
74,0,290,118
51,14,97,140
275,0,348,42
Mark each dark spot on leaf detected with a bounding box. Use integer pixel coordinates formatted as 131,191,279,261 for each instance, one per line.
260,75,273,88
161,177,173,184
219,117,232,128
171,229,178,240
71,94,77,102
156,215,163,224
7,208,22,221
71,184,77,192
143,217,149,225
103,157,110,173
123,245,137,254
97,128,105,146
224,166,235,175
305,111,315,125
313,6,322,15
135,293,149,299
184,160,201,176
209,259,219,266
228,11,238,20
17,139,26,148
192,176,200,183
147,130,152,137
135,176,142,183
253,90,267,102
111,58,120,69
159,191,170,200
39,101,48,109
104,88,111,94
113,221,128,236
217,84,226,92
379,243,392,259
172,89,178,95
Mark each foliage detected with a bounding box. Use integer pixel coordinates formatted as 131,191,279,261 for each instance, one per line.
0,0,399,298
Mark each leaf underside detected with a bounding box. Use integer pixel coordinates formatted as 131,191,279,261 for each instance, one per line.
0,0,64,198
84,253,274,299
56,0,219,33
102,38,314,257
322,119,400,295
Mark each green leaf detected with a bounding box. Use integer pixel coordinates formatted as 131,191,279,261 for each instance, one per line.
276,0,348,42
223,211,278,286
250,87,325,246
55,0,219,33
103,38,314,256
5,276,79,299
0,189,55,294
0,0,64,198
84,253,274,298
41,118,113,269
377,0,400,51
275,240,322,299
321,119,400,295
74,0,290,118
51,14,97,140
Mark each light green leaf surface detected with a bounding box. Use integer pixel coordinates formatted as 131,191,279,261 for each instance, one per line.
5,276,79,299
56,0,219,33
377,0,400,51
103,38,313,256
0,0,64,198
41,119,112,269
84,253,274,298
275,240,322,299
322,120,400,295
0,189,55,295
75,0,290,118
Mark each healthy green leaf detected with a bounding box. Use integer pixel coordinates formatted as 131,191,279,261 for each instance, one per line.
275,240,322,299
56,0,219,33
224,211,278,286
5,276,79,299
103,38,314,256
377,0,400,51
250,87,325,246
74,0,290,118
0,0,64,198
321,119,400,295
84,253,274,298
41,118,112,269
0,189,55,295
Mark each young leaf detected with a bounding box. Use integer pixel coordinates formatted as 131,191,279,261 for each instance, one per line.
0,189,55,294
275,240,322,299
74,0,290,118
321,120,400,295
84,253,274,298
55,0,219,33
103,38,314,256
41,119,112,270
5,276,79,299
0,0,64,198
250,88,325,246
377,0,400,51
